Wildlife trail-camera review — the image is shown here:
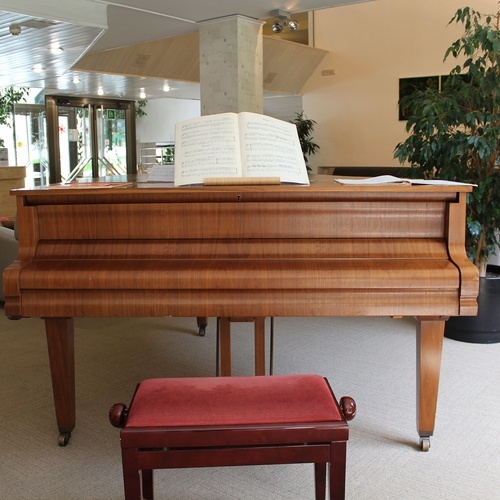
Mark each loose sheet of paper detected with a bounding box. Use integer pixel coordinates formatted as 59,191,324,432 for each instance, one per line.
335,175,476,186
146,165,175,183
335,175,409,185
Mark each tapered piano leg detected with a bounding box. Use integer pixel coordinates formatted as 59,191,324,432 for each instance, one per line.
254,317,266,376
416,318,445,451
45,318,76,446
219,317,232,376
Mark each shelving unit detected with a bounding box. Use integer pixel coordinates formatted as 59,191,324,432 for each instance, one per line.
138,142,175,170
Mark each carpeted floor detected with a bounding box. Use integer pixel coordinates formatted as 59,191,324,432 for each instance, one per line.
0,310,499,499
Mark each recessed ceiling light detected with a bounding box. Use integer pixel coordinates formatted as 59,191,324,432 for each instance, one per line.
32,64,44,73
97,87,104,96
72,76,81,84
49,45,64,54
139,88,146,99
163,83,171,92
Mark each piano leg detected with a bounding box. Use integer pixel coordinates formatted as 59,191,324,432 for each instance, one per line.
196,316,208,336
45,318,76,446
253,317,266,376
219,317,232,376
218,317,267,377
416,318,446,451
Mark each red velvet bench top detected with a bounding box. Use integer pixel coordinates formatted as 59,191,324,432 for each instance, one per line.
125,374,344,429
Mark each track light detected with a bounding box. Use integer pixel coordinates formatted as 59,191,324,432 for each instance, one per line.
272,21,283,33
269,10,299,33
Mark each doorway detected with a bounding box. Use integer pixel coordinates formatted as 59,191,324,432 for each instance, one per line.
11,102,48,187
45,96,136,184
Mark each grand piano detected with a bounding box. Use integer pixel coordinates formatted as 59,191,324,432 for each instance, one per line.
3,175,478,450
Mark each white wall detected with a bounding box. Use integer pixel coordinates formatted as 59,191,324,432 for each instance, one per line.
136,98,200,144
136,94,304,146
303,0,496,171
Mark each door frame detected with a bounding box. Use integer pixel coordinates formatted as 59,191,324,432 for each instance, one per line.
45,95,137,183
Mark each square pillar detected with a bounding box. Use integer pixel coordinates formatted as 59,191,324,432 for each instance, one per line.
199,15,264,116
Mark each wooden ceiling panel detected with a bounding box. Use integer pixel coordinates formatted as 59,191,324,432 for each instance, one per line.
73,32,201,83
263,37,328,94
73,34,328,97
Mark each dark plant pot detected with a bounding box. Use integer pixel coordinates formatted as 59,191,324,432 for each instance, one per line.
445,274,500,344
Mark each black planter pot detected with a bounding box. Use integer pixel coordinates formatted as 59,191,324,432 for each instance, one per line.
445,273,500,344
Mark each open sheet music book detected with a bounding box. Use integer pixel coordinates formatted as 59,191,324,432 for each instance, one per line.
174,112,309,186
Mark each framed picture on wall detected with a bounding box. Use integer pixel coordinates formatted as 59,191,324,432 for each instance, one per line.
399,76,439,120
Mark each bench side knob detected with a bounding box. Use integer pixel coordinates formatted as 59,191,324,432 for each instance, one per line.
109,403,128,428
339,396,356,421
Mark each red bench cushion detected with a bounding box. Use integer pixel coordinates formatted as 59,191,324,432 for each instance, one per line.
126,374,342,428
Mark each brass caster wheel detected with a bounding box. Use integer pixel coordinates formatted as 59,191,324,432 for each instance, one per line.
198,326,206,336
58,431,71,447
420,437,430,452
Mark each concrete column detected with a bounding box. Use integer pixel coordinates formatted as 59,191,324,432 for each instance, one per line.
198,15,264,116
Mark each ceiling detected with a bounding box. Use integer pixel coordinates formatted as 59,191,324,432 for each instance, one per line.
0,0,371,101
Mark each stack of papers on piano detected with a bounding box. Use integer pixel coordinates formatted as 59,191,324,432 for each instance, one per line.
334,175,476,186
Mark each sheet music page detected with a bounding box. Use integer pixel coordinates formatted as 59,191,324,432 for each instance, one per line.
335,175,410,185
174,113,242,186
238,112,309,185
335,175,476,186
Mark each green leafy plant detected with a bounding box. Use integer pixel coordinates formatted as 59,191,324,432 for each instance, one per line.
0,86,29,147
135,99,148,117
291,111,320,172
160,146,174,164
394,5,500,277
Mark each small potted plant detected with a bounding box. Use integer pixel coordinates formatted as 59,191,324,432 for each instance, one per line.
394,5,499,343
0,87,29,162
291,111,320,172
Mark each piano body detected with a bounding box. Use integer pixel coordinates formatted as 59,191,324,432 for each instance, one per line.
3,176,478,450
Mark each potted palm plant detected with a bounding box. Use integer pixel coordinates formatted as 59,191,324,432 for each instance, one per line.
292,111,320,172
394,5,499,343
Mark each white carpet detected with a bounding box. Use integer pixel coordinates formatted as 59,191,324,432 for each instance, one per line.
0,311,499,499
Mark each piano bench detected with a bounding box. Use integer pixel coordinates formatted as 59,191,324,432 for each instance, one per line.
109,374,356,500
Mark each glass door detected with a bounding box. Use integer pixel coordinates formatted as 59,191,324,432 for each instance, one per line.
58,104,92,182
45,96,136,184
12,102,49,187
95,105,128,178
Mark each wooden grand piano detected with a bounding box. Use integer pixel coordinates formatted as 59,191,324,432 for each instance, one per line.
3,175,478,451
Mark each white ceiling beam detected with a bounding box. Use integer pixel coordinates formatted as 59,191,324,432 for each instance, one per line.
0,0,108,28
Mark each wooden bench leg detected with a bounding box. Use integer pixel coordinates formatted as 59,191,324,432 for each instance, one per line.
122,448,142,500
314,462,327,499
329,441,347,500
142,469,153,500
